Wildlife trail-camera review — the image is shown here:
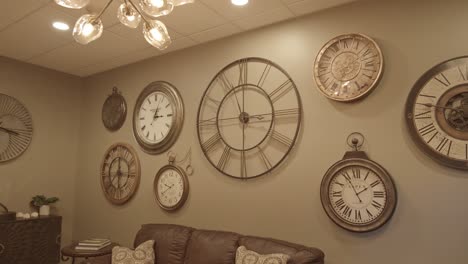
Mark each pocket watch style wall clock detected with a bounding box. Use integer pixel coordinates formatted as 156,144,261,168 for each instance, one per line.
320,133,397,232
154,152,191,211
100,143,141,205
0,94,33,163
197,57,302,179
133,81,184,154
313,33,384,102
405,56,468,169
102,87,127,131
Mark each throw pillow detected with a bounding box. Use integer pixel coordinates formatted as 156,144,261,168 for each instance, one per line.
235,246,290,264
112,240,155,264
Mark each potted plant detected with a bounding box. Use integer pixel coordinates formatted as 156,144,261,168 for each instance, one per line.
30,195,59,216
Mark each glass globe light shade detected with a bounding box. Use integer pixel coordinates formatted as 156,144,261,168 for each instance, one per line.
54,0,90,9
172,0,194,6
143,20,171,50
139,0,174,18
117,3,141,28
73,14,103,45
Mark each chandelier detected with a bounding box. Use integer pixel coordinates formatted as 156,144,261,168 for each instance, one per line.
54,0,194,50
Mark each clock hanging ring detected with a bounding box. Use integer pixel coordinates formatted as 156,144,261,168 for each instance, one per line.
197,57,303,179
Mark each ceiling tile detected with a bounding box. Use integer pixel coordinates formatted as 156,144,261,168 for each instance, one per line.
232,7,294,30
190,23,241,43
200,0,286,21
158,2,228,35
107,23,184,41
161,37,197,54
0,5,77,60
0,0,50,31
287,0,357,16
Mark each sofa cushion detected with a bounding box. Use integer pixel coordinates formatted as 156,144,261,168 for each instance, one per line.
134,224,193,264
184,230,240,264
112,240,155,264
239,236,324,264
235,246,290,264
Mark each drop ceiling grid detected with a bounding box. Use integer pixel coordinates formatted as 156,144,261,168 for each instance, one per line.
0,0,357,77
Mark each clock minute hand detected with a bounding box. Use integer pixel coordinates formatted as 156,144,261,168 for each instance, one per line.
417,103,463,112
0,127,20,136
343,176,363,203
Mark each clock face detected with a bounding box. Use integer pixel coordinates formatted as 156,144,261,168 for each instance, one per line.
154,165,188,211
197,57,302,179
406,56,468,169
314,34,384,102
100,143,140,205
102,88,127,131
133,82,184,154
321,158,397,232
0,94,33,162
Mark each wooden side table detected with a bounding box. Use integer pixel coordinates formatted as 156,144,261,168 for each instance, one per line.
61,242,118,264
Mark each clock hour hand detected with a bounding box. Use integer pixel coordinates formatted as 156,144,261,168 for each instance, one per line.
0,126,20,136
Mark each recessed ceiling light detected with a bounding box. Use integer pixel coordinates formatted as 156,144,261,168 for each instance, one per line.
52,21,70,31
231,0,248,6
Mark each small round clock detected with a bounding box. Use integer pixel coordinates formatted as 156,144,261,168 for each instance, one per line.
154,155,189,211
0,94,33,163
405,56,468,169
197,57,302,179
100,143,140,205
133,81,184,154
313,33,384,102
320,133,397,232
102,87,127,131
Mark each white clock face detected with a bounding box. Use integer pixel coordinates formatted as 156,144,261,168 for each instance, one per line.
328,166,387,225
156,168,185,209
136,92,174,144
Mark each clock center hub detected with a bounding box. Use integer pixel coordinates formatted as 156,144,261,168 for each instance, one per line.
331,52,361,82
239,112,250,124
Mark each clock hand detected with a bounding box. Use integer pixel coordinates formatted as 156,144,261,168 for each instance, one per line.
356,187,369,196
343,176,363,203
417,103,463,112
0,126,20,136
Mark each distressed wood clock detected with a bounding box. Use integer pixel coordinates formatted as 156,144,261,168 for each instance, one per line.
0,94,33,162
320,133,397,232
197,57,302,179
313,33,384,102
405,56,468,169
133,81,184,154
102,87,127,131
100,143,140,205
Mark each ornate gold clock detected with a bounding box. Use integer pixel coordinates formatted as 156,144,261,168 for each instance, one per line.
320,133,397,232
313,33,384,102
405,56,468,169
197,57,302,179
102,87,127,131
0,94,33,162
100,143,140,205
133,81,184,154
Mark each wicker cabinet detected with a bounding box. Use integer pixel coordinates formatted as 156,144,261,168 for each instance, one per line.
0,215,61,264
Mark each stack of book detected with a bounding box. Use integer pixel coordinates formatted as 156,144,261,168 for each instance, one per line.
75,238,111,251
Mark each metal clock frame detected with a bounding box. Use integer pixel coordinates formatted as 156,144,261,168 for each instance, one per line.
133,81,184,154
153,163,189,211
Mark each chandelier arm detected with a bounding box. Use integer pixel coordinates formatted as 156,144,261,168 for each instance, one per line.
127,0,152,25
93,0,117,22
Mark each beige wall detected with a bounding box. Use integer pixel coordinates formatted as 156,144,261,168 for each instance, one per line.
0,57,82,249
71,0,467,263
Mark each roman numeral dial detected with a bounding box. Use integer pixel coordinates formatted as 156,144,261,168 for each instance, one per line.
314,33,384,102
197,57,302,179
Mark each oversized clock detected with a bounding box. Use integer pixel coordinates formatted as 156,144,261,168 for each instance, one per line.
0,94,33,162
133,81,184,154
100,143,140,205
197,57,302,179
153,155,189,211
102,87,127,131
405,56,468,169
313,33,384,102
320,133,397,232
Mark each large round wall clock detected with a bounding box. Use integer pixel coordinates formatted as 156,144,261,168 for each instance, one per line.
0,94,33,163
320,133,397,233
197,57,302,179
405,56,468,169
102,87,127,131
100,143,141,205
153,155,189,211
313,33,384,102
133,81,184,154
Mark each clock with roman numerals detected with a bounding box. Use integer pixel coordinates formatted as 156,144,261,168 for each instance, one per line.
100,143,140,205
197,57,302,179
320,133,397,232
313,33,384,102
406,56,468,169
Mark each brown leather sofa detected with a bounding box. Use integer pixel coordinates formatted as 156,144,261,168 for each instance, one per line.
131,224,325,264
